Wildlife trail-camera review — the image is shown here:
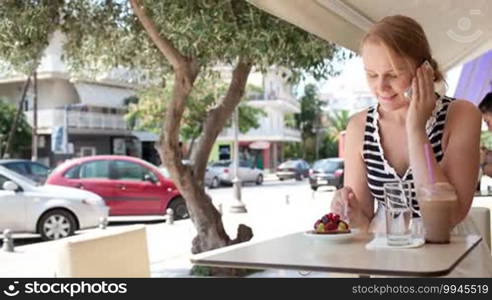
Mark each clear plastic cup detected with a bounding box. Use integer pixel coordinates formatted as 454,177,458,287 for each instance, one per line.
384,181,413,246
417,182,457,244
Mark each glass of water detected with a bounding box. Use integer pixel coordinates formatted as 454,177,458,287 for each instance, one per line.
384,181,413,246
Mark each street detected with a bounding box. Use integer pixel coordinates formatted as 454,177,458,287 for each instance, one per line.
1,178,337,248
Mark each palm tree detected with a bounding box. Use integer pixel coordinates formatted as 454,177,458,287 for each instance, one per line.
327,110,350,141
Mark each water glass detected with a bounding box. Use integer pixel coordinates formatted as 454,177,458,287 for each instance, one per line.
384,181,413,246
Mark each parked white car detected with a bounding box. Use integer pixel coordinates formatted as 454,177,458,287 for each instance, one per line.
159,164,232,189
0,166,109,240
208,160,264,186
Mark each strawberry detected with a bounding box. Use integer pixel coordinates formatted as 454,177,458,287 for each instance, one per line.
325,221,337,231
327,213,334,220
332,214,340,223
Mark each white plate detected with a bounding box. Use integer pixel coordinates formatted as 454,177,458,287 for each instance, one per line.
303,230,356,242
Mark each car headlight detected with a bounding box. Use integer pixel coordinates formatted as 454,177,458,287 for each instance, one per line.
82,197,105,207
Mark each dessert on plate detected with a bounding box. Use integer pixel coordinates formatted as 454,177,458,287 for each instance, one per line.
312,213,350,234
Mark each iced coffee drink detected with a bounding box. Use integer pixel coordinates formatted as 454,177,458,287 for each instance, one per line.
417,182,457,244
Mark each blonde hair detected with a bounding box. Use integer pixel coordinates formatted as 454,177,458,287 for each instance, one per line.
361,15,443,82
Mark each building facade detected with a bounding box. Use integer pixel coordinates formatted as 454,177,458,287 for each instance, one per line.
0,31,158,167
211,69,302,171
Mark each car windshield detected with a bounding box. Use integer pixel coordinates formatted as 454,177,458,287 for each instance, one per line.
313,160,341,172
279,161,299,168
0,166,38,187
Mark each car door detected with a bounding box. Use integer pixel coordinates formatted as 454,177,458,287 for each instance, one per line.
62,160,116,214
301,161,310,177
239,160,251,182
0,175,26,232
111,160,164,215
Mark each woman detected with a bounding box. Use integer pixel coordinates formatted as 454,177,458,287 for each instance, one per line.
331,15,492,277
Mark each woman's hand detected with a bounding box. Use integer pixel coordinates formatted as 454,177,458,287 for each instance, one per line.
406,61,436,133
330,186,369,231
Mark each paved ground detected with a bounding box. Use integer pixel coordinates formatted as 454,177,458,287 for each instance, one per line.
1,175,492,278
148,179,338,277
0,178,339,277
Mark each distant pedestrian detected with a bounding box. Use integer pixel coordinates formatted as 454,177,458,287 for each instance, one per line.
478,92,492,178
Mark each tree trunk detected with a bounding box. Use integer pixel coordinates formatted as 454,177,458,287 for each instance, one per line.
130,0,253,275
161,68,253,248
31,70,38,161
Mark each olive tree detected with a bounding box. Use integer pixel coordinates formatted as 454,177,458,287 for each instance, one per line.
0,0,63,158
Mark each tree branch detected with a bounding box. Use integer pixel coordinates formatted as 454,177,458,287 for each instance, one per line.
129,0,186,72
130,0,201,191
192,59,252,181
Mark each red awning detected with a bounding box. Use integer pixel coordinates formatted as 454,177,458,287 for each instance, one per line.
249,141,270,150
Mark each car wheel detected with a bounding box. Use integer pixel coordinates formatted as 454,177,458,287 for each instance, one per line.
210,177,220,189
279,177,284,181
38,209,76,241
256,174,263,185
168,197,189,220
311,185,318,191
295,174,302,181
336,183,343,189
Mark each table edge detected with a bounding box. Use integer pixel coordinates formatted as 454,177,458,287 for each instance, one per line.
190,234,483,277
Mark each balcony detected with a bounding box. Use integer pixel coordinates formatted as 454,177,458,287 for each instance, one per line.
218,126,301,142
25,105,129,134
246,93,300,113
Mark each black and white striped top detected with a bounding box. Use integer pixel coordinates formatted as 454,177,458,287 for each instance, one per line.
363,94,453,217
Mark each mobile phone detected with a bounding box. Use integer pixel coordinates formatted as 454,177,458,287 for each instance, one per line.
404,84,413,99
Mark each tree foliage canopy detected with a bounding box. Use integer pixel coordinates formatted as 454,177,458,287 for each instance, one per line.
0,0,63,74
295,84,324,137
0,99,32,155
126,74,266,139
56,0,344,82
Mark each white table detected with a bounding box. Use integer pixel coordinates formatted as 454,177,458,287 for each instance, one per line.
191,232,482,277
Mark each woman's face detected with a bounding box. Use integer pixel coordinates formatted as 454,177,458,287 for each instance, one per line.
362,41,415,110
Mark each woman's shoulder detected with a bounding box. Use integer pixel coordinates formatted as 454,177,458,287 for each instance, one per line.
347,108,370,131
446,98,481,119
345,108,371,146
443,97,482,136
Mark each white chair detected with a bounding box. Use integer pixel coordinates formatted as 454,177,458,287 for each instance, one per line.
55,225,150,277
469,206,491,252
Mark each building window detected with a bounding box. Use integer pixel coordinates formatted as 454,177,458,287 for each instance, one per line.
79,146,96,157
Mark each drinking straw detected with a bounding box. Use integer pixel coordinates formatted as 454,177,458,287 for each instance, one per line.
424,143,435,184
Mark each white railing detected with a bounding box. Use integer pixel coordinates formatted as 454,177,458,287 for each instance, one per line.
25,108,128,131
283,127,301,139
218,126,301,141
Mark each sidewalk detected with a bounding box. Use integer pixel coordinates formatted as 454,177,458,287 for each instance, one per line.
147,190,334,277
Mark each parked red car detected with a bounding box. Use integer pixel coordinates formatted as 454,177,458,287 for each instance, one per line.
46,155,188,219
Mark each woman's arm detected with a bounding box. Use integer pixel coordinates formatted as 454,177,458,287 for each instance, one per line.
408,100,481,226
440,100,481,224
342,110,375,229
406,62,481,227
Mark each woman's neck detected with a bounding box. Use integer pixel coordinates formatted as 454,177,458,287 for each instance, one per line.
377,103,408,126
